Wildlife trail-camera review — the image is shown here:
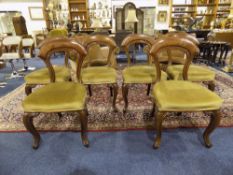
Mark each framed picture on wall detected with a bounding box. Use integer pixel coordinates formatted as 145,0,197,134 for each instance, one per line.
28,7,44,20
158,11,167,22
158,0,169,5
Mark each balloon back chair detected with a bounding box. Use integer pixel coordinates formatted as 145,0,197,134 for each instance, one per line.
164,32,216,91
0,36,23,79
24,37,71,95
149,37,223,149
19,35,36,72
81,35,119,111
121,34,167,112
22,37,89,149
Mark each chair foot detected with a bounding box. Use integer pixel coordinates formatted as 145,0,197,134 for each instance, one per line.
153,139,161,149
25,85,33,95
18,66,36,72
23,113,41,149
208,81,215,91
78,110,89,148
203,110,221,148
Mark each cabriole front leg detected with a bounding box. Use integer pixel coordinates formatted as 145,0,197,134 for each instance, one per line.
153,111,166,149
112,83,118,112
78,110,89,147
122,83,129,113
203,110,221,148
23,113,40,149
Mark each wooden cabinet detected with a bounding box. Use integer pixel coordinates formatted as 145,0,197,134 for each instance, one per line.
68,0,89,29
169,0,232,29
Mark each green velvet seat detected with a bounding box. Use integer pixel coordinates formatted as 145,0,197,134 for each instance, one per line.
25,65,70,84
123,65,167,84
23,82,86,112
81,66,117,84
167,65,215,81
47,28,68,38
153,80,223,112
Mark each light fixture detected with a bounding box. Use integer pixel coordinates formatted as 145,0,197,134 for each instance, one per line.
125,8,138,33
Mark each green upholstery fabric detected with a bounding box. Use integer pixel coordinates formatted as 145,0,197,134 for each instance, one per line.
47,29,68,37
25,65,70,84
81,66,117,84
23,82,86,112
123,65,167,84
167,65,215,81
153,80,223,112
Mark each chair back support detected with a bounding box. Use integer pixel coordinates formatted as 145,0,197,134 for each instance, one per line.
47,28,68,38
150,37,199,81
83,35,118,66
38,37,87,83
121,34,156,65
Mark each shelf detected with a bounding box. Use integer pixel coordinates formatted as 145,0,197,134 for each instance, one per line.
197,3,216,6
70,10,87,13
172,4,195,7
217,10,230,12
69,1,86,4
172,11,195,13
71,20,87,22
218,3,231,6
196,14,215,16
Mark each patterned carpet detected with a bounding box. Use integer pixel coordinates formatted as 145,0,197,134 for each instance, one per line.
0,67,233,132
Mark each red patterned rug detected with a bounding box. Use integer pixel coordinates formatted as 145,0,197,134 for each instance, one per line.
0,66,233,132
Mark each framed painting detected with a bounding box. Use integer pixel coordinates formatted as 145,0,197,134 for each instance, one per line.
28,7,44,20
158,11,167,22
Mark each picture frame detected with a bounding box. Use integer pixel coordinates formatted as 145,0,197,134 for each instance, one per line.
158,0,169,5
158,11,167,22
28,7,44,20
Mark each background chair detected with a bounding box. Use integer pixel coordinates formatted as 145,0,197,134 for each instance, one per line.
22,37,89,149
0,36,23,79
121,34,167,112
162,32,216,91
24,37,71,95
81,35,119,111
150,37,223,149
18,35,36,72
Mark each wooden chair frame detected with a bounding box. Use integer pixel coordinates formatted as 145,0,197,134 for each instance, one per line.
149,37,222,149
82,35,119,111
23,38,89,149
121,34,156,112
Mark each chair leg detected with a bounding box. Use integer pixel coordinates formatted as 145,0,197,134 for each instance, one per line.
78,110,89,147
153,111,166,149
110,86,113,97
208,81,215,91
147,84,151,96
112,84,118,112
25,84,33,95
23,113,40,149
88,85,92,96
122,83,129,113
203,110,221,148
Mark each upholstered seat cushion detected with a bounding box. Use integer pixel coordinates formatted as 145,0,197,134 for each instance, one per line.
0,53,20,60
81,66,117,84
23,82,86,112
167,65,215,81
123,65,167,84
153,80,223,112
24,65,70,84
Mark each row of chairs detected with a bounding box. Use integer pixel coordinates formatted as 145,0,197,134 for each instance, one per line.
0,35,35,81
22,33,223,150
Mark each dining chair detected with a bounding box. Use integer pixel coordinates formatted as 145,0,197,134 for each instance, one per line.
163,32,216,91
22,37,89,149
121,34,167,112
0,36,23,79
150,37,223,149
19,35,36,72
24,37,71,95
81,35,119,111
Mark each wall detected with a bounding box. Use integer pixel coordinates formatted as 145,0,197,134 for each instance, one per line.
111,0,171,32
0,0,46,34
